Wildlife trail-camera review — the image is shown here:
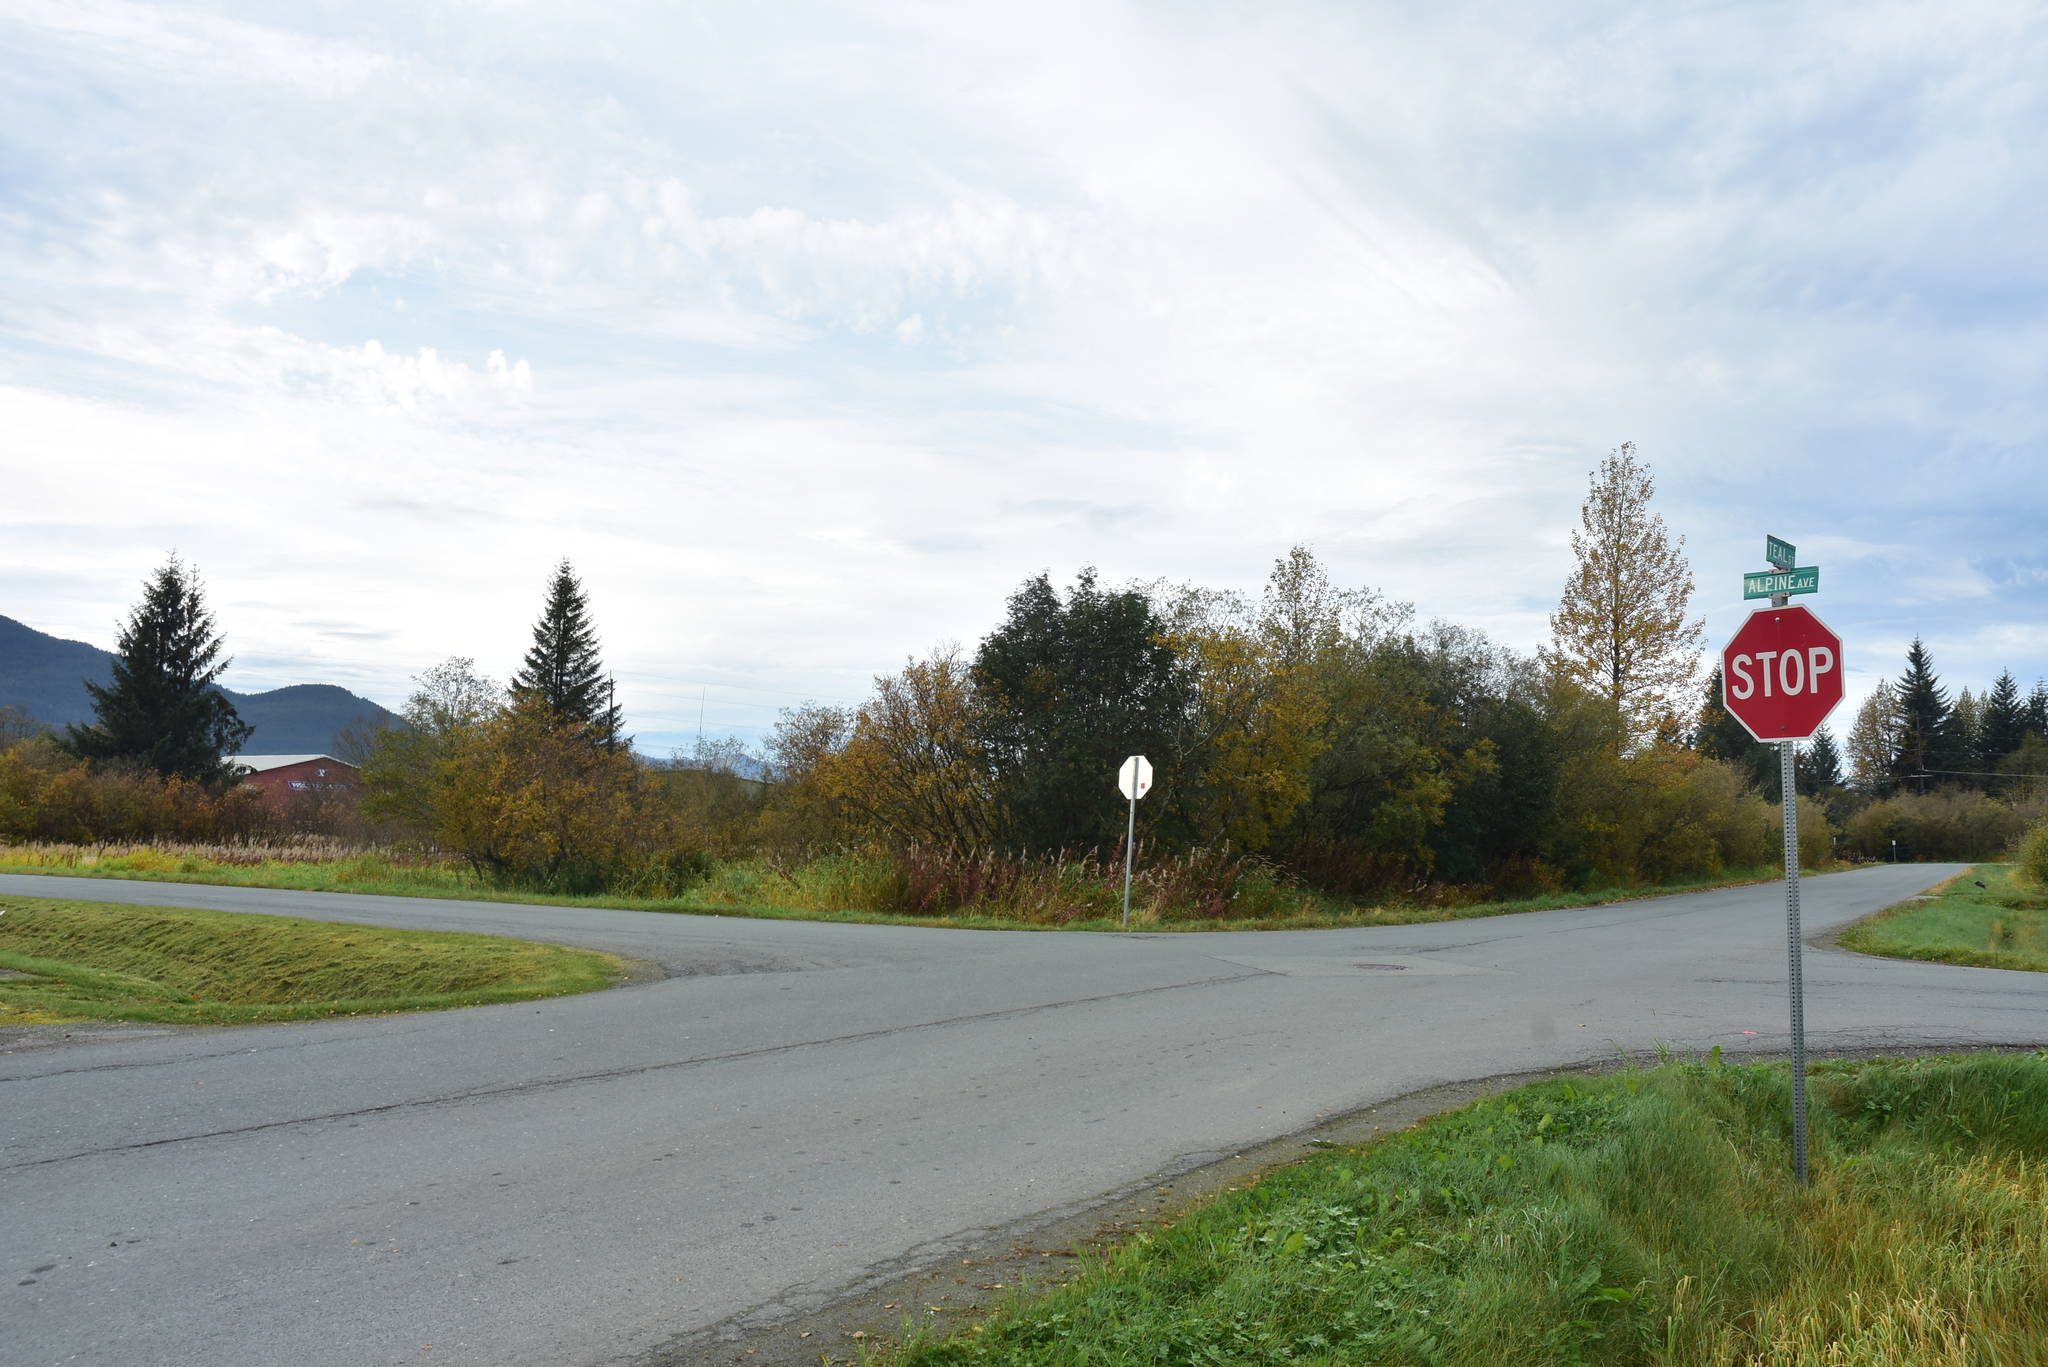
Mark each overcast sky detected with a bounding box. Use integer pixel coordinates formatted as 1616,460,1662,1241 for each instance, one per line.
3,0,2044,754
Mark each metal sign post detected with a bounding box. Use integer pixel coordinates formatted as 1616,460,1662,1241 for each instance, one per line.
1116,756,1153,929
1720,536,1843,1186
1781,739,1808,1183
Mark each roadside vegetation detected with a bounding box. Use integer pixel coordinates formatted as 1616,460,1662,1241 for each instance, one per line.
6,452,2044,930
0,894,621,1025
870,1053,2048,1367
0,839,1800,931
1842,863,2048,974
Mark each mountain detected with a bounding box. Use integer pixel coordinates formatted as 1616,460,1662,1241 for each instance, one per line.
0,615,402,755
230,685,403,755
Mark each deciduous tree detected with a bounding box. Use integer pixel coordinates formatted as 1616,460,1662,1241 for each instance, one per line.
63,556,252,782
1846,681,1901,794
435,691,668,889
362,657,503,840
1543,443,1704,747
822,647,999,848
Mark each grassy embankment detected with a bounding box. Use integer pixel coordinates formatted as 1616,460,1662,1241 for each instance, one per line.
0,841,1803,932
0,894,622,1026
1840,864,2048,973
870,1053,2048,1367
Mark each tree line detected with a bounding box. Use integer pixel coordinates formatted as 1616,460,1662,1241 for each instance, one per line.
9,450,2046,898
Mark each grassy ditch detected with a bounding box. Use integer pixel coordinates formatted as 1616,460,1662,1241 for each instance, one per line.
0,895,623,1026
0,841,1802,932
1840,864,2048,973
871,1053,2048,1367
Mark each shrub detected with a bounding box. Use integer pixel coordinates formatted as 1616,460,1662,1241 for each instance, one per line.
1843,791,2044,862
2018,818,2048,890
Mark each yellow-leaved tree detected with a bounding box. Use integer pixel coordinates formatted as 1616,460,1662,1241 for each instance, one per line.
434,691,673,891
818,647,1000,848
1161,617,1326,850
1543,443,1704,748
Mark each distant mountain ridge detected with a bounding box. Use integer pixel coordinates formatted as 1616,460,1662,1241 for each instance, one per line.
0,615,401,755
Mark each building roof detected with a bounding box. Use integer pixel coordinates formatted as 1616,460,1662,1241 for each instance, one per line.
228,754,355,774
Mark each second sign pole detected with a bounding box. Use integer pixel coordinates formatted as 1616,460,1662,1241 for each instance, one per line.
1121,783,1137,930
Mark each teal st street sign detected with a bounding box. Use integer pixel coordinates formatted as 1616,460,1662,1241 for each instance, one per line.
1766,535,1797,570
1744,566,1820,599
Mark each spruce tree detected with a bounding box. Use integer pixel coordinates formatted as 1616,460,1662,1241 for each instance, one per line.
1980,670,2025,770
2023,680,2048,742
511,560,623,748
63,556,252,782
1694,666,1773,791
1950,686,1982,779
1890,638,1953,792
1801,726,1843,795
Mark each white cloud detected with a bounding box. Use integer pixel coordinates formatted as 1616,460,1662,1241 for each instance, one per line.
1,0,2044,745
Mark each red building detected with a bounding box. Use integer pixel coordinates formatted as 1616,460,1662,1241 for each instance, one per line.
230,754,363,812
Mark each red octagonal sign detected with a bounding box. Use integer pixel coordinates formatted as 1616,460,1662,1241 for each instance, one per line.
1721,605,1844,742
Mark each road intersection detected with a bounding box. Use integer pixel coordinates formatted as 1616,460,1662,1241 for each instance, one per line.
3,864,2038,1365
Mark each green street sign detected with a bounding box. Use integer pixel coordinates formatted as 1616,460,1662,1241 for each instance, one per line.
1766,535,1796,570
1744,567,1819,599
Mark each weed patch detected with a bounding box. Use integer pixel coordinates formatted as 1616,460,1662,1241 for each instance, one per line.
1,841,1810,933
876,1054,2048,1366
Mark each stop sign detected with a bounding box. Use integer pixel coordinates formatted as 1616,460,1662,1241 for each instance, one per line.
1721,605,1844,742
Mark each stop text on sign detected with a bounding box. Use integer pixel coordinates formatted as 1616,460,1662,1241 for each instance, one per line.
1727,645,1835,701
1719,604,1845,742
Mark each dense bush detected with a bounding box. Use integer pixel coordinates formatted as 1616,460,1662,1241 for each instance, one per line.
2017,817,2048,890
749,844,1313,924
0,738,270,843
1841,791,2047,863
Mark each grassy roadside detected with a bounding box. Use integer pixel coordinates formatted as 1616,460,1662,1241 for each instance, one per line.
864,1053,2048,1367
0,843,1821,933
1840,864,2048,972
0,895,623,1026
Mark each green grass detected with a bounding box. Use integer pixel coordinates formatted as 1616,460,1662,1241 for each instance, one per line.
0,842,1808,933
874,1053,2048,1367
1840,864,2048,973
0,895,624,1025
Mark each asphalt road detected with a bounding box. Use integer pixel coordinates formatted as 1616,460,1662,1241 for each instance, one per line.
3,864,2041,1366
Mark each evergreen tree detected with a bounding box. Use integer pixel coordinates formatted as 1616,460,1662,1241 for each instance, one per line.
1890,638,1953,792
1950,686,1983,780
1980,670,2025,769
1801,726,1843,795
973,567,1187,852
1694,666,1774,791
511,559,623,748
2024,680,2048,742
63,556,252,782
1543,443,1704,747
